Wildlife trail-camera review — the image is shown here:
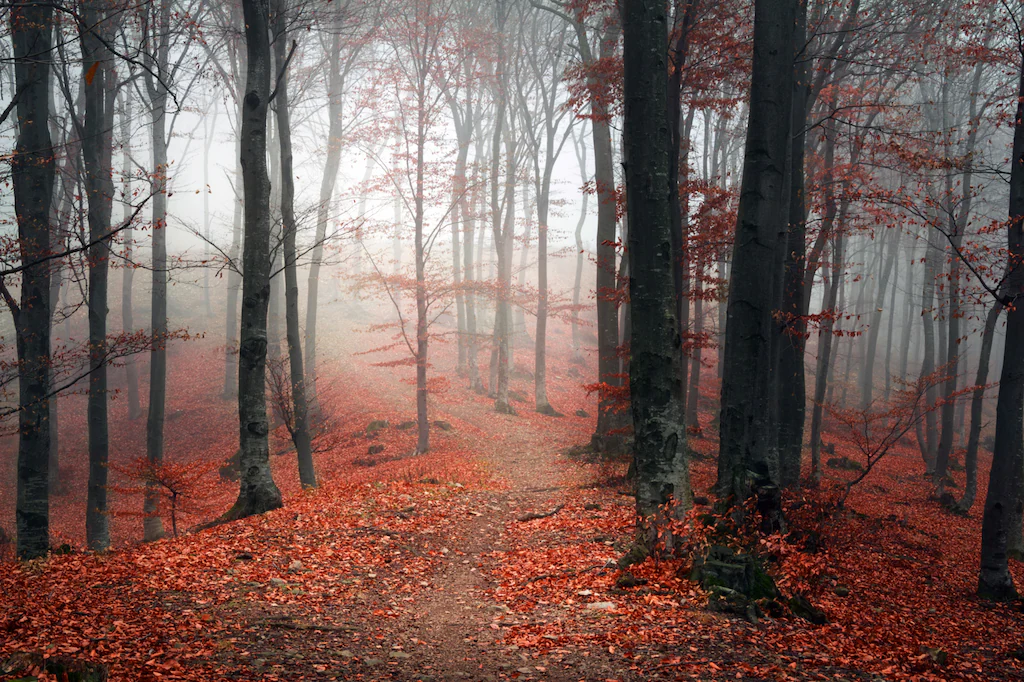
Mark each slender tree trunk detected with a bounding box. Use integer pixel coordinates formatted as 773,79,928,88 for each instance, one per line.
777,0,809,487
82,5,117,552
143,4,171,541
11,0,55,559
119,93,142,422
463,138,483,392
623,0,691,552
414,78,431,453
958,302,1001,513
685,264,703,430
859,228,898,410
226,0,283,520
274,16,316,487
884,243,899,401
305,25,345,404
224,92,244,400
810,234,843,482
717,0,796,528
571,126,588,365
592,17,623,450
919,228,940,473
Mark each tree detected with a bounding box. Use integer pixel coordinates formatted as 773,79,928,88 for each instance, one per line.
977,21,1024,600
621,0,691,554
225,0,284,520
80,0,119,552
9,0,56,560
716,0,796,528
273,0,316,488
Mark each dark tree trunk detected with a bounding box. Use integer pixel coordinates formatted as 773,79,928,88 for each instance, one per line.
82,5,117,552
11,0,55,560
958,302,1001,513
226,0,283,520
717,0,796,528
777,0,809,487
274,12,316,487
978,52,1024,601
224,51,245,400
622,0,692,551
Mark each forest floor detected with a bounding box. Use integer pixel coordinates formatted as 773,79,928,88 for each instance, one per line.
3,296,1024,681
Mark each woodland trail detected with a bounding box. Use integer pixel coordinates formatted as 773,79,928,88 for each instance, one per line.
310,303,639,680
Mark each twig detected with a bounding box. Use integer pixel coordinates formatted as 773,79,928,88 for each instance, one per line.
517,503,565,522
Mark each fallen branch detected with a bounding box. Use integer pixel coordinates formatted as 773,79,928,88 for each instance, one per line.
517,503,565,522
526,563,606,584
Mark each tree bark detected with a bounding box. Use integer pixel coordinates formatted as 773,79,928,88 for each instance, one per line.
958,302,1001,513
119,92,142,422
11,0,55,559
859,228,898,410
717,0,796,528
226,0,283,520
82,3,118,552
274,12,316,487
978,51,1024,601
622,0,692,552
777,0,809,487
142,0,172,543
305,20,345,405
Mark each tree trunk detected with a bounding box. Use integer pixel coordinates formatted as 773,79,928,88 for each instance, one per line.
978,52,1024,600
859,228,898,410
623,0,691,551
685,263,703,430
592,16,623,450
119,93,142,422
11,0,55,559
958,302,1001,513
777,0,809,487
226,0,283,520
82,5,117,552
571,125,588,365
274,15,316,487
224,88,244,400
305,23,345,405
143,2,170,542
810,234,843,482
919,228,940,473
717,0,796,528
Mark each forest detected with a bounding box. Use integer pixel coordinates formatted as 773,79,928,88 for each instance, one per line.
2,0,1024,679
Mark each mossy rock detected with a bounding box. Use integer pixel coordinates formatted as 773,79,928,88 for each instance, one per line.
826,456,863,471
396,420,417,431
366,420,390,435
2,654,108,682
